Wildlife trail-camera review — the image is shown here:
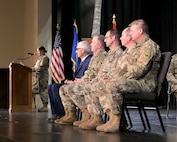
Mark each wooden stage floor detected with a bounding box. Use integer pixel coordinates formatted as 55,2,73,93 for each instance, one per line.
0,108,177,142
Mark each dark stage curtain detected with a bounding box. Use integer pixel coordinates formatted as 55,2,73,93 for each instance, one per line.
54,0,177,76
52,0,82,79
55,0,177,60
53,0,177,106
101,0,177,54
100,0,177,106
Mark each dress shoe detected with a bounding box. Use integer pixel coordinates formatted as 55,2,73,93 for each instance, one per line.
47,115,63,123
38,106,48,112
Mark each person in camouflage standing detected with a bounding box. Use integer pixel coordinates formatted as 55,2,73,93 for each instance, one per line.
55,30,123,126
32,46,49,112
82,19,161,133
167,54,177,98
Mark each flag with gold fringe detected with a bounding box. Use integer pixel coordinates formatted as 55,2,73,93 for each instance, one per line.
71,20,79,74
50,24,65,83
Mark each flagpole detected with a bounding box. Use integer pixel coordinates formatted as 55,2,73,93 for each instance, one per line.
73,19,78,33
71,19,79,76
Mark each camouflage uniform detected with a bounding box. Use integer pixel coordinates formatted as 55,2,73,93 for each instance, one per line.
87,35,161,115
60,47,123,112
59,49,108,109
32,54,49,105
80,49,107,82
167,54,177,98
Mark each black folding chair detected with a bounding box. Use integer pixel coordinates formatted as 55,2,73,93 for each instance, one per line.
122,52,172,132
166,83,177,118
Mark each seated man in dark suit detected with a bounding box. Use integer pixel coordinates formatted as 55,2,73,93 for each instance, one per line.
47,40,92,122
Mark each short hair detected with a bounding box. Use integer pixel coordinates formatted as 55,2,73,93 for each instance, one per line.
38,46,47,52
122,27,130,36
129,19,149,34
77,41,91,54
108,29,120,42
94,34,105,47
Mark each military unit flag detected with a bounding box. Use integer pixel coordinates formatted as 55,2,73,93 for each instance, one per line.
71,20,79,74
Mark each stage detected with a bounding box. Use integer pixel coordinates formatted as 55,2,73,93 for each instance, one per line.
0,108,176,142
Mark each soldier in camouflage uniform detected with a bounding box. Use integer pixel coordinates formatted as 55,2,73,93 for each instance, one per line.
81,20,161,133
77,27,135,131
53,35,107,124
56,30,123,126
32,46,49,112
167,54,177,98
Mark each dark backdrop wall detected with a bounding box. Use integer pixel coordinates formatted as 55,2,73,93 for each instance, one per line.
101,0,177,54
53,0,177,80
52,0,94,79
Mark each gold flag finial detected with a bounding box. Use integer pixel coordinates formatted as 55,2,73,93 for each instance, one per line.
73,19,76,25
112,14,117,30
112,14,116,22
56,23,60,30
73,19,78,33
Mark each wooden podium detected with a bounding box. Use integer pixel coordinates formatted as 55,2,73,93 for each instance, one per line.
9,63,33,111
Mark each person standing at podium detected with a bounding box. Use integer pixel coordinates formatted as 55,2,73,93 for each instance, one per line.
32,46,49,112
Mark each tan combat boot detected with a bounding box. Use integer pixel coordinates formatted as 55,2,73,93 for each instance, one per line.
103,112,120,133
59,108,77,125
96,111,121,133
55,107,68,124
78,114,94,128
73,108,90,127
80,114,104,130
96,112,112,132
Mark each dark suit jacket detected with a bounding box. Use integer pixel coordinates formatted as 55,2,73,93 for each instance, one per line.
74,54,92,78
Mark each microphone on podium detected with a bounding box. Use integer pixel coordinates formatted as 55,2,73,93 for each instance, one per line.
27,52,36,56
10,53,36,65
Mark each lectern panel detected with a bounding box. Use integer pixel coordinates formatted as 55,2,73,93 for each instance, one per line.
9,63,32,111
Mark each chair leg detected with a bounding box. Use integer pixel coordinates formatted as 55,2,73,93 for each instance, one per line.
137,105,146,130
103,113,109,123
121,110,128,128
76,107,82,120
166,93,171,118
125,106,133,128
142,106,151,130
122,100,132,128
175,97,177,119
156,105,165,132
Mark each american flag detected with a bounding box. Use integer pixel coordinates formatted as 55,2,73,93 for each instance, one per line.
50,26,65,83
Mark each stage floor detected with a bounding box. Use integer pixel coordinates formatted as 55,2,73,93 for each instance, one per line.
0,108,176,142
